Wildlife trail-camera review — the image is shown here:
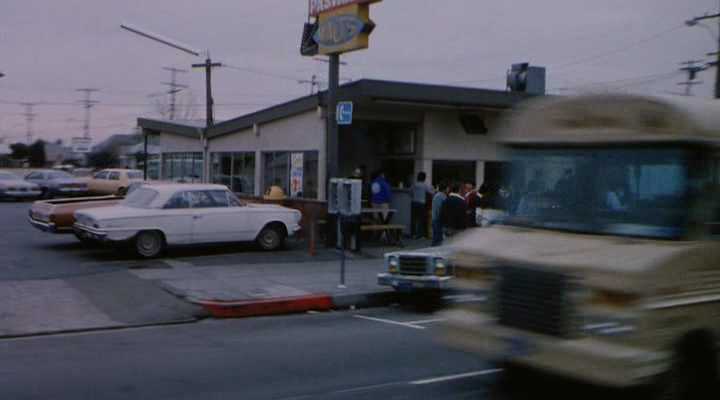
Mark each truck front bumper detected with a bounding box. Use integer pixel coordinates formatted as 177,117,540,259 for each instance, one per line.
441,310,668,388
378,273,452,290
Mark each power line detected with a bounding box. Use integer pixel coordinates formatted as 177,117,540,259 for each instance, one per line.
76,88,100,139
19,102,37,144
161,66,188,120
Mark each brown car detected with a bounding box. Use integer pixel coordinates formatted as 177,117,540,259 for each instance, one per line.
28,194,122,234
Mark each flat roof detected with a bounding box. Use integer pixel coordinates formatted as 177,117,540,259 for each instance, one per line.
138,79,535,139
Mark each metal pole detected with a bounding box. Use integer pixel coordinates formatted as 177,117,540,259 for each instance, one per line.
716,9,720,99
327,54,340,182
143,130,148,180
338,215,346,288
205,58,214,127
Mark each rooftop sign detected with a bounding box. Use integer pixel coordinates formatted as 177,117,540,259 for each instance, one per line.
308,0,380,17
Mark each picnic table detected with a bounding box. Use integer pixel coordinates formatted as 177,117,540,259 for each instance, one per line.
359,208,404,246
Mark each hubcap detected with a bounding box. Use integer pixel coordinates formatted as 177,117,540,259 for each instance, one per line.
138,233,159,256
261,230,279,249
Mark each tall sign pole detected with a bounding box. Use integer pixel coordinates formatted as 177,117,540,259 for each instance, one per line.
327,54,340,183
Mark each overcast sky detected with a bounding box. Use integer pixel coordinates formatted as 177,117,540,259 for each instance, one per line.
0,0,717,144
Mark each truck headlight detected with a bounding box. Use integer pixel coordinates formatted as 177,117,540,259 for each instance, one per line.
434,258,447,276
387,255,399,273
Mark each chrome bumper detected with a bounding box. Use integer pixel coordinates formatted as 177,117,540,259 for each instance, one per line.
28,217,66,233
441,310,668,388
377,273,453,290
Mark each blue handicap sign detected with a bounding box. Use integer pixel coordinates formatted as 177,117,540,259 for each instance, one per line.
336,101,353,125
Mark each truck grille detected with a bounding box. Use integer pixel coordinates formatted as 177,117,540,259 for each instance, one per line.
496,266,571,337
398,256,428,275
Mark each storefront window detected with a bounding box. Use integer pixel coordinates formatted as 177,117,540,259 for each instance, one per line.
263,151,319,199
432,160,476,186
162,152,203,183
210,152,255,194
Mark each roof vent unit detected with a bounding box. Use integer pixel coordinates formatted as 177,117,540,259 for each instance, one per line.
507,63,546,95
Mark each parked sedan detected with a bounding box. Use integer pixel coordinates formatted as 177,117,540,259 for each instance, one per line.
86,169,143,195
73,184,302,257
0,171,42,200
25,169,89,198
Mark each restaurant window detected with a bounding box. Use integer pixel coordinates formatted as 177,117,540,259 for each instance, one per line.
432,160,477,186
262,151,319,199
162,152,203,183
210,152,255,194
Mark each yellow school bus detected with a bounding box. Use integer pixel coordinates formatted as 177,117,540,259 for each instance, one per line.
442,93,720,396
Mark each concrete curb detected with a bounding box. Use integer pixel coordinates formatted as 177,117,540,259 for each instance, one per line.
193,290,400,318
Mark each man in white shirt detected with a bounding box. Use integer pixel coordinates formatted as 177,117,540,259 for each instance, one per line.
411,172,434,239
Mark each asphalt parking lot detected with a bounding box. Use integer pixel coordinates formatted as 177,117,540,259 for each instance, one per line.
0,200,341,281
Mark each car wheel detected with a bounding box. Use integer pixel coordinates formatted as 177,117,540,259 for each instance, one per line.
135,231,165,258
256,225,285,251
654,331,718,400
116,187,127,196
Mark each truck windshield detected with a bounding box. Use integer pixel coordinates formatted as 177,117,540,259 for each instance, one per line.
501,146,713,239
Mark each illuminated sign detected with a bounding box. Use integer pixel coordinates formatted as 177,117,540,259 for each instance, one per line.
314,15,367,48
309,0,380,17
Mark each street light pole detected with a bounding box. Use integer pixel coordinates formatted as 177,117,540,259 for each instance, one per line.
121,23,222,183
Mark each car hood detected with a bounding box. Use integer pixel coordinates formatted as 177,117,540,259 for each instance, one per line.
0,180,38,189
450,225,720,293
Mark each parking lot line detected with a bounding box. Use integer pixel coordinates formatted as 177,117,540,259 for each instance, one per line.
403,318,446,325
409,369,503,385
353,315,426,330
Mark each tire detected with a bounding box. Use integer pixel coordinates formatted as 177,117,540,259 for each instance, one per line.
256,225,286,251
73,232,96,246
134,231,165,258
654,331,718,400
116,187,127,196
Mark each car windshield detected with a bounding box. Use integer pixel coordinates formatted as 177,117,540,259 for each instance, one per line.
501,146,714,239
121,187,159,208
0,172,18,180
48,171,73,179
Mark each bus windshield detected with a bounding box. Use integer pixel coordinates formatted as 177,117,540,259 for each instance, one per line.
501,146,714,239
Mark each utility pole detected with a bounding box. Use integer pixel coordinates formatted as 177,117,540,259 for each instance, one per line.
20,102,37,144
327,54,340,181
192,55,222,128
679,60,706,96
162,67,188,120
76,88,100,139
686,2,720,98
298,74,320,94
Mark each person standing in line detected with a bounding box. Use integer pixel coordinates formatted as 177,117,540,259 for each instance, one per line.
431,182,449,246
441,183,468,238
371,170,392,222
411,171,434,239
464,181,481,228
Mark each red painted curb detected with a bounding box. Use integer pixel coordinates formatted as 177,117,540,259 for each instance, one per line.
197,294,334,318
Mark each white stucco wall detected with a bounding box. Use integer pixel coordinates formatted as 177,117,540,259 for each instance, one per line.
419,110,507,186
207,110,327,199
158,132,203,153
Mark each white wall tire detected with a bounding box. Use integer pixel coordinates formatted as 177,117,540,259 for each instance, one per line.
135,231,165,258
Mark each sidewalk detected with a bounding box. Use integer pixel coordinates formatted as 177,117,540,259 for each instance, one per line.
130,257,398,318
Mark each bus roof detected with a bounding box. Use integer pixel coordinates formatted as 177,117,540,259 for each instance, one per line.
496,93,720,145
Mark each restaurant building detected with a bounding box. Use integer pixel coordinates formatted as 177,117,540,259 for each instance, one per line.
138,79,536,205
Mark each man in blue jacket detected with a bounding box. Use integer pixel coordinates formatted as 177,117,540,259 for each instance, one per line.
371,170,392,222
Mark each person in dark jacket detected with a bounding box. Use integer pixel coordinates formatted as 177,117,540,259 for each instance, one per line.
441,183,467,237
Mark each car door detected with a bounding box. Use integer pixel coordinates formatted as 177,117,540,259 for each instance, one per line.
89,171,108,194
188,190,248,243
159,190,194,244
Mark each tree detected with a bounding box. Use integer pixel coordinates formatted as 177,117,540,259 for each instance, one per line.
27,140,46,167
151,90,199,121
87,150,119,169
9,143,29,160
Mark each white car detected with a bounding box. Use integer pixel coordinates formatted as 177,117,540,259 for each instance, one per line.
73,183,302,258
